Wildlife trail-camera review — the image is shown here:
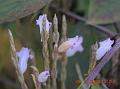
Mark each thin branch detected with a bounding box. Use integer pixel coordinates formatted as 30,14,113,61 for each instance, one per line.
113,23,120,33
50,5,117,38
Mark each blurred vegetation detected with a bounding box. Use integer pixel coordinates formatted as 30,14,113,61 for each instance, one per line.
0,0,120,89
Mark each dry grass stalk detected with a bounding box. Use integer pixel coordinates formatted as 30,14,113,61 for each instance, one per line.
51,14,59,89
30,51,42,89
61,15,68,89
41,16,50,89
88,42,98,74
8,29,28,89
77,43,98,89
31,66,41,89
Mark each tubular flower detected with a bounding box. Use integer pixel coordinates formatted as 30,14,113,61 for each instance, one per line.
96,38,114,60
37,70,50,85
16,47,31,74
36,14,52,33
58,36,84,57
66,36,84,57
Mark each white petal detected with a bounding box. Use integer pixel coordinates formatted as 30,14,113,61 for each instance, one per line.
37,71,50,83
67,36,79,45
96,38,114,60
17,47,30,62
76,45,84,52
17,47,30,74
66,36,84,57
19,61,27,74
66,47,77,57
36,15,44,32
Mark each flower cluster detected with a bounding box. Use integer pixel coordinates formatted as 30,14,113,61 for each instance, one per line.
14,14,115,87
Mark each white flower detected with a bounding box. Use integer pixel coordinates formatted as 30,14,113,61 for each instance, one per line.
66,36,84,57
16,47,31,74
37,71,50,85
96,38,114,60
36,14,52,33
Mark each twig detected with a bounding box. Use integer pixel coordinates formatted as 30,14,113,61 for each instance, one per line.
113,23,120,33
8,29,28,89
50,5,117,38
86,38,120,83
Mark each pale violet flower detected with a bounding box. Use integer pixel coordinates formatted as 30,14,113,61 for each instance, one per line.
37,70,50,85
66,35,84,57
96,38,114,60
16,47,31,74
36,14,52,33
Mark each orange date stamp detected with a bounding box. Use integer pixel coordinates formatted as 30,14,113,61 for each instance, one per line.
75,79,114,85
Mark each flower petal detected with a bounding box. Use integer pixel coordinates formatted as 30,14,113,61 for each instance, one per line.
96,38,114,60
37,71,50,83
36,14,52,33
17,47,30,74
66,36,84,57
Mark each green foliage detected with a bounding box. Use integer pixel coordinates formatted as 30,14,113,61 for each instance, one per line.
90,84,104,89
87,0,120,24
75,0,89,14
0,0,51,24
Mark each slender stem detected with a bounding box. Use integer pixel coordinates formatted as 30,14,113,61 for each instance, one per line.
113,23,120,33
75,63,88,89
50,5,117,38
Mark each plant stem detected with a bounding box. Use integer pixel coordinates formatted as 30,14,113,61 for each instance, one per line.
61,15,67,89
41,16,50,89
51,14,59,89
